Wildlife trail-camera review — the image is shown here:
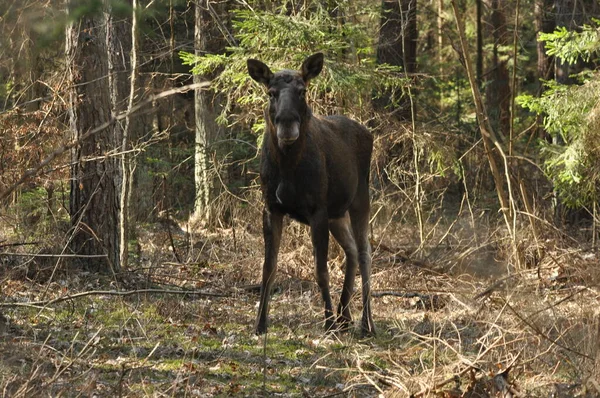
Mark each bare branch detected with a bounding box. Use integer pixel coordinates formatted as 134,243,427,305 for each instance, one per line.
0,82,211,202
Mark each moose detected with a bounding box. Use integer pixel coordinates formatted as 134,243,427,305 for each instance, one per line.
247,53,375,336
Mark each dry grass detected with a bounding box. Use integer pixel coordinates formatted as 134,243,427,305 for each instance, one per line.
2,197,600,397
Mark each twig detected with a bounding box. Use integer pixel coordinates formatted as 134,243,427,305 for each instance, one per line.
502,298,593,360
0,288,227,308
42,328,103,389
355,353,385,394
411,333,508,397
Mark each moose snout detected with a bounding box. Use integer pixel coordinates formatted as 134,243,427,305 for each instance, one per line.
275,117,300,147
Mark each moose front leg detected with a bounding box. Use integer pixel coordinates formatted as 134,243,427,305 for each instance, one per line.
255,208,283,335
310,210,335,332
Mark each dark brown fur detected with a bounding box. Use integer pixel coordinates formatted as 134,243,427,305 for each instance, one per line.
247,53,375,336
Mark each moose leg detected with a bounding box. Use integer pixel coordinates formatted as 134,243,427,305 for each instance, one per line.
329,212,359,331
350,199,376,336
255,208,283,335
311,210,335,332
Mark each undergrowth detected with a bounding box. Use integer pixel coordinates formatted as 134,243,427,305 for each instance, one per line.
2,202,600,397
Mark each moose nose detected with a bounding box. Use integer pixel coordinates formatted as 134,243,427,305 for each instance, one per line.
275,117,300,148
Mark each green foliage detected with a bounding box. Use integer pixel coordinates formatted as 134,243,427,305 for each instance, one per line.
518,78,594,144
180,3,406,135
539,20,600,65
519,77,600,207
518,23,600,208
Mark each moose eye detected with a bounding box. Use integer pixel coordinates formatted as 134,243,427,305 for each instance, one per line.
298,88,306,97
268,89,278,99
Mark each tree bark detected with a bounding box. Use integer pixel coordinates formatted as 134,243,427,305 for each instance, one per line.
438,0,444,109
118,0,139,271
66,0,122,272
534,0,555,143
375,0,418,121
193,0,227,226
104,0,134,270
535,0,555,86
476,0,483,90
485,0,510,140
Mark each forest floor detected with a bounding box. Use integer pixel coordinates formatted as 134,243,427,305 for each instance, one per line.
1,213,600,397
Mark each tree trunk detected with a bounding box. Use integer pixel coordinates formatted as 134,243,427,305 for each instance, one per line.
476,0,483,90
193,0,227,226
450,0,512,228
595,318,600,385
535,0,555,86
554,0,577,85
66,1,122,272
534,0,555,143
375,0,418,121
485,0,510,141
105,0,134,270
438,0,444,109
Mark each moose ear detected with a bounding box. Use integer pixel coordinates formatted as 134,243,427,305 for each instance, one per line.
301,53,324,82
247,59,273,86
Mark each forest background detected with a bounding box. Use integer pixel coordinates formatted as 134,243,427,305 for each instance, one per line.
1,0,600,396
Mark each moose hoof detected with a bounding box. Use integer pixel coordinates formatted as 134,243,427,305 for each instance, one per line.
360,324,376,338
255,323,267,335
336,303,352,332
324,319,338,334
336,316,352,333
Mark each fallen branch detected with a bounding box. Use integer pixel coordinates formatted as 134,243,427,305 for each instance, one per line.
1,252,107,258
0,287,227,308
0,241,41,249
473,274,517,300
372,291,430,299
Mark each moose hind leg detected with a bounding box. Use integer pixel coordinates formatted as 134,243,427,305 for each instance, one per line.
329,212,359,331
311,210,335,332
350,199,376,336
